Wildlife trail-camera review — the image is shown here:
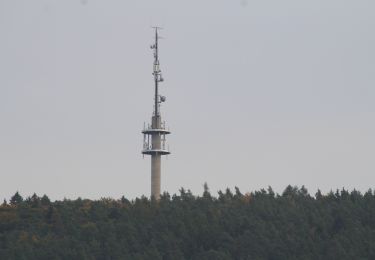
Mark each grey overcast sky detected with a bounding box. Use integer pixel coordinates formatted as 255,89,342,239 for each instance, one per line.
0,0,374,201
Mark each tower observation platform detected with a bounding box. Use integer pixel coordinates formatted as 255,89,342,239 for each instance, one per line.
142,121,170,155
142,27,171,200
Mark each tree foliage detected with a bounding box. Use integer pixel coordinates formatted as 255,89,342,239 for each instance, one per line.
1,186,375,259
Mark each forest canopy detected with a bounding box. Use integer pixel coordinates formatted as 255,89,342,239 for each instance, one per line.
1,185,375,260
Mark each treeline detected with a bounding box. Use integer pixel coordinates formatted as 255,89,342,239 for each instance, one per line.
1,185,375,259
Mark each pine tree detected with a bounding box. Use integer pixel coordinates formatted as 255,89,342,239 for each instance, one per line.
41,194,51,206
10,191,23,205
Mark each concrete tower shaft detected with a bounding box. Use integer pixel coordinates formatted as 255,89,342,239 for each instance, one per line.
142,28,170,200
151,154,161,198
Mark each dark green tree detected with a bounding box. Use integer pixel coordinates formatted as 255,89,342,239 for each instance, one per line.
10,191,23,205
40,194,51,206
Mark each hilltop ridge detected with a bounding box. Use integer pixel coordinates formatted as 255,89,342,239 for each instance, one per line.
1,185,375,259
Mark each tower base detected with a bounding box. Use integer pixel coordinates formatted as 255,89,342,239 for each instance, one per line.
151,154,161,200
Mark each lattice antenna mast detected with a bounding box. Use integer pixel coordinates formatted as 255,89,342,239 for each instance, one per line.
151,27,164,117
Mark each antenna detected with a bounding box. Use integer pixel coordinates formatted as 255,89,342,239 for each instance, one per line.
151,27,164,117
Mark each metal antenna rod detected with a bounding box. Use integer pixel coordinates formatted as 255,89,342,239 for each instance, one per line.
152,27,162,117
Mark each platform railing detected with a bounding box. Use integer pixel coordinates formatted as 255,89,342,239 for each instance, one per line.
143,121,169,131
142,140,169,152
